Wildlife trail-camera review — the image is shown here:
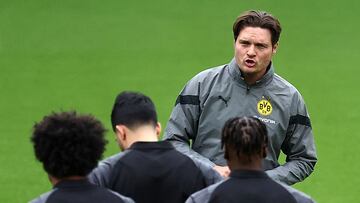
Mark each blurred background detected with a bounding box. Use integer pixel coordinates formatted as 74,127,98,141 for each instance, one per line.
1,0,359,202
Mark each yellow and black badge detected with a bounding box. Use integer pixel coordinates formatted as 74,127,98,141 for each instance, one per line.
257,98,272,116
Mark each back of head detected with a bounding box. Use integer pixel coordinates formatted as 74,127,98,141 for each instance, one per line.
221,116,268,164
111,91,158,131
233,10,282,45
31,111,107,179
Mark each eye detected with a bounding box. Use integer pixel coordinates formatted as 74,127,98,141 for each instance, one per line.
256,44,268,49
239,40,250,46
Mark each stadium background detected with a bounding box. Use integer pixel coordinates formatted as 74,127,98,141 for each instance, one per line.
1,0,359,202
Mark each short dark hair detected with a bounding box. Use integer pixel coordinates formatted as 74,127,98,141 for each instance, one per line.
31,111,107,179
111,91,158,131
233,10,282,45
221,116,268,162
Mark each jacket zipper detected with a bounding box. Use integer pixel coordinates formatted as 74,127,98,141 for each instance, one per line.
246,85,250,94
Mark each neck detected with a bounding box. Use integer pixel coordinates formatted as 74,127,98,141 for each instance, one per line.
242,68,267,85
128,125,159,146
239,61,271,85
229,163,263,171
48,175,86,186
227,156,263,171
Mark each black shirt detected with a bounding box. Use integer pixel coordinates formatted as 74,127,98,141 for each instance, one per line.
91,141,208,203
209,170,297,203
30,179,133,203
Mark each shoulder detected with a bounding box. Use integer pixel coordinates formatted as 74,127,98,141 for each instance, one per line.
106,189,135,203
272,74,300,95
88,151,130,185
28,189,57,203
180,63,229,98
96,151,131,171
277,182,316,203
271,73,307,105
184,64,228,88
186,181,223,203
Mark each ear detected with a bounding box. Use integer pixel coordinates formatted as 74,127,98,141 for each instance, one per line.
115,125,127,142
272,42,279,54
262,145,268,158
155,122,162,139
223,144,230,160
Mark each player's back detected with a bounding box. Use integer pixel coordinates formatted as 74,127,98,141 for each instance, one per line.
209,170,296,203
29,179,133,203
108,141,207,203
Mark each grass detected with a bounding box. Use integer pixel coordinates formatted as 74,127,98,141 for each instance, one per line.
0,0,359,202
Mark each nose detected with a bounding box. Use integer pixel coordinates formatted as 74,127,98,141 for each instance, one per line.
247,45,256,57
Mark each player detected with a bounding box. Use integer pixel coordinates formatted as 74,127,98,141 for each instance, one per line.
89,91,222,203
186,117,315,203
29,111,134,203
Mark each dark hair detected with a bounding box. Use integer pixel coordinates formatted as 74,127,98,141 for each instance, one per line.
221,116,268,162
31,111,107,179
111,91,158,131
233,10,282,45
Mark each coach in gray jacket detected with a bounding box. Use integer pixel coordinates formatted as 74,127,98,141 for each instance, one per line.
163,10,317,185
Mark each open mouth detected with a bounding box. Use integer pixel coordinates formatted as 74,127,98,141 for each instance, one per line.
244,59,256,67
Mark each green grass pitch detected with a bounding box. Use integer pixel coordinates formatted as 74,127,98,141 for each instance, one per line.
1,0,359,202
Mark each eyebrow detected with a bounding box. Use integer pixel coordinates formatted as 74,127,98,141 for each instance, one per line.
238,39,250,44
238,39,268,47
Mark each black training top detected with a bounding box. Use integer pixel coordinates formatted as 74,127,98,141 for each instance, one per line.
89,141,218,203
209,170,297,203
29,179,134,203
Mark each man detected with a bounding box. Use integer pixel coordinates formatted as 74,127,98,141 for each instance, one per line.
186,117,315,203
88,91,222,203
29,111,134,203
164,10,317,185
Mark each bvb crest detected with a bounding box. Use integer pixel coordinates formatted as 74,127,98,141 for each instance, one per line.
257,98,272,116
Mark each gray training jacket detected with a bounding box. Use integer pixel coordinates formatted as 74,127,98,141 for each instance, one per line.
164,58,317,185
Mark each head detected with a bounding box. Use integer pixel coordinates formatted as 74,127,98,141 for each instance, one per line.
233,10,281,84
111,91,161,150
31,111,107,182
221,116,268,170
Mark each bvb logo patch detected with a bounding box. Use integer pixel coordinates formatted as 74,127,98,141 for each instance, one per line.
257,99,272,116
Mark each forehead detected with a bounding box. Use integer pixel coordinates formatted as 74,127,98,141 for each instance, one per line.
238,27,272,44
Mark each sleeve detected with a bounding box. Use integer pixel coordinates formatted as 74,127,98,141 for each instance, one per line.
185,196,197,203
28,190,55,203
109,190,135,203
121,196,135,203
277,182,316,203
185,182,222,203
87,161,111,187
163,77,215,167
87,153,124,187
266,92,317,185
192,158,224,185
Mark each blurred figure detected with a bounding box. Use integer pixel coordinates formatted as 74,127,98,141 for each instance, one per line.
89,91,222,203
30,111,133,203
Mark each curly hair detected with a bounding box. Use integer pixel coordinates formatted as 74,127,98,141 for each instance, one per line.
221,116,268,163
31,111,107,179
233,10,282,45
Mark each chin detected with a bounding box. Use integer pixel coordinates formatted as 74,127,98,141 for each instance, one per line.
241,67,257,74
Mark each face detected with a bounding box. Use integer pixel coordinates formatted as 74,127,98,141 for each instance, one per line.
234,26,278,84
